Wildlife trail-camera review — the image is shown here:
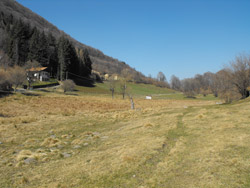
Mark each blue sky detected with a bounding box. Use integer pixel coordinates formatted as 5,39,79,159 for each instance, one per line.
17,0,250,80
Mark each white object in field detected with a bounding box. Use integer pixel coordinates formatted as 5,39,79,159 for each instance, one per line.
146,96,152,100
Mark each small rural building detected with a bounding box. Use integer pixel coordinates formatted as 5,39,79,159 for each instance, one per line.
113,74,119,80
91,70,101,81
104,74,109,80
26,67,50,81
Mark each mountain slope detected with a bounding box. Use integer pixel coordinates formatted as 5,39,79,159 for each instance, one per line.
0,0,144,78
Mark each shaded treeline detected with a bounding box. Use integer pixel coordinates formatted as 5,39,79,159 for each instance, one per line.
0,11,92,81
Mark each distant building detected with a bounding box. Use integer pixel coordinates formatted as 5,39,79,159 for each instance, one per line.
113,74,119,80
104,74,109,80
91,70,101,81
26,67,50,81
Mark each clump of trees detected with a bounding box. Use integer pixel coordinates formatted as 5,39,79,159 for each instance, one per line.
0,11,92,82
170,54,250,103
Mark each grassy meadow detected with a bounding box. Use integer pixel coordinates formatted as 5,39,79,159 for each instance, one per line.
0,83,250,187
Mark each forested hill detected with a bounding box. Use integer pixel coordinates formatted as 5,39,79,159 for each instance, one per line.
0,0,145,80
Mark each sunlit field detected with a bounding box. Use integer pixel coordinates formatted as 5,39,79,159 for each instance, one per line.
1,87,250,188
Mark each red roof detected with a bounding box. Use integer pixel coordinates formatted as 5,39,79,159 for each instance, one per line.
26,67,48,72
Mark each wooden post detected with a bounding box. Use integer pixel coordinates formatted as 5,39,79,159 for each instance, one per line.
128,94,135,110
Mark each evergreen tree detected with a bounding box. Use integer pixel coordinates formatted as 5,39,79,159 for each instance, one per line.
7,19,30,66
0,12,93,84
77,48,92,77
57,37,70,80
47,33,58,77
37,31,49,66
28,27,40,62
83,49,92,76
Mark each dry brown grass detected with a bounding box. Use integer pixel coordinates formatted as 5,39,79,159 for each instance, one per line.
0,92,249,187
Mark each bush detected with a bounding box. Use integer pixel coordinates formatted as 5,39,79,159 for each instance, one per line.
61,80,76,93
183,90,196,98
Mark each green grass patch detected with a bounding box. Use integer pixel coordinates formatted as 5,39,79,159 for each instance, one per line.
76,81,174,96
28,79,58,86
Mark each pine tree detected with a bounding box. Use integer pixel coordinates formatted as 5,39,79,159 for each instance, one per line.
83,49,92,76
47,33,58,77
57,37,82,80
28,27,40,62
76,48,92,77
37,31,49,66
58,37,68,80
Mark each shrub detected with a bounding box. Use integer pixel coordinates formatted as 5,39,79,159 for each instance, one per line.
61,79,76,93
183,91,196,98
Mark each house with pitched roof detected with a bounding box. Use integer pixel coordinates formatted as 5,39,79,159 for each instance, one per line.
26,67,50,81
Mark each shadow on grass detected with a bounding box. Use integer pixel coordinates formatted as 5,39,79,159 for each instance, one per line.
37,89,53,93
65,93,78,96
22,92,41,97
0,113,6,117
184,96,196,99
0,91,12,98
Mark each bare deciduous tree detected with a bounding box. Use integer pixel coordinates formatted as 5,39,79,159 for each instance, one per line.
9,66,27,92
61,79,76,93
181,78,199,98
119,78,127,99
157,71,166,82
0,69,11,91
170,75,181,91
109,79,116,99
227,54,250,99
215,69,240,103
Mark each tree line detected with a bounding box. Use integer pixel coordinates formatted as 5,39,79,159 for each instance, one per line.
0,11,92,81
169,54,250,102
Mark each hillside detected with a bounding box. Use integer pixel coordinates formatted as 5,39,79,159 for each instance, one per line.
0,0,144,77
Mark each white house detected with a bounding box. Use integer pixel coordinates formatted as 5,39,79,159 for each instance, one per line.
27,67,50,81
